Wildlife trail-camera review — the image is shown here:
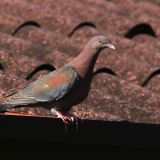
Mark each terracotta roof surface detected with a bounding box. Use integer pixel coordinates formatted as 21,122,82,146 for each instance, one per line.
0,0,160,124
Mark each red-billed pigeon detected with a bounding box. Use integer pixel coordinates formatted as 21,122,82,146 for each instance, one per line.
0,35,115,129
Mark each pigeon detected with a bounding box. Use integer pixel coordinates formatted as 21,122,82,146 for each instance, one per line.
0,35,115,130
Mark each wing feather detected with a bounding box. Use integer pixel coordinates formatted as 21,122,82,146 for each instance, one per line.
3,65,80,106
33,65,80,101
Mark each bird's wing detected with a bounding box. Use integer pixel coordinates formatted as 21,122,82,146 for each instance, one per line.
33,65,80,101
3,65,80,106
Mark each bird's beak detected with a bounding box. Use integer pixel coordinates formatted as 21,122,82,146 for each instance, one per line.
106,43,116,50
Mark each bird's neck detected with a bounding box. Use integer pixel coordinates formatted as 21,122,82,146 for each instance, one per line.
69,46,101,78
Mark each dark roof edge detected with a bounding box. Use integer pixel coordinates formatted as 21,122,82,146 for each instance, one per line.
0,114,160,148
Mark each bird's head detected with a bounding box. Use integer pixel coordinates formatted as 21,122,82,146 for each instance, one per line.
88,35,115,51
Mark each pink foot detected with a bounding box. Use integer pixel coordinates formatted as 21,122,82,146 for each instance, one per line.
56,111,79,132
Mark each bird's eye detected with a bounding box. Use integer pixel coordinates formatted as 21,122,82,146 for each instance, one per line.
97,40,103,44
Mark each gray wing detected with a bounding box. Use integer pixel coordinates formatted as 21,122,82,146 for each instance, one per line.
3,65,80,106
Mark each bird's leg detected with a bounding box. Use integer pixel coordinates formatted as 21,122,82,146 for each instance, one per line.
50,108,79,132
56,111,79,132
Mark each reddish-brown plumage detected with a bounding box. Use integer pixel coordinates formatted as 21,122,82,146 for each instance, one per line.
33,69,74,97
45,72,69,87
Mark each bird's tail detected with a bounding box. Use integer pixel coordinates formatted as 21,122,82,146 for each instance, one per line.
0,104,15,112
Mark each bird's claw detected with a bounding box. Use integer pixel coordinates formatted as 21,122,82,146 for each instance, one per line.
56,111,79,132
